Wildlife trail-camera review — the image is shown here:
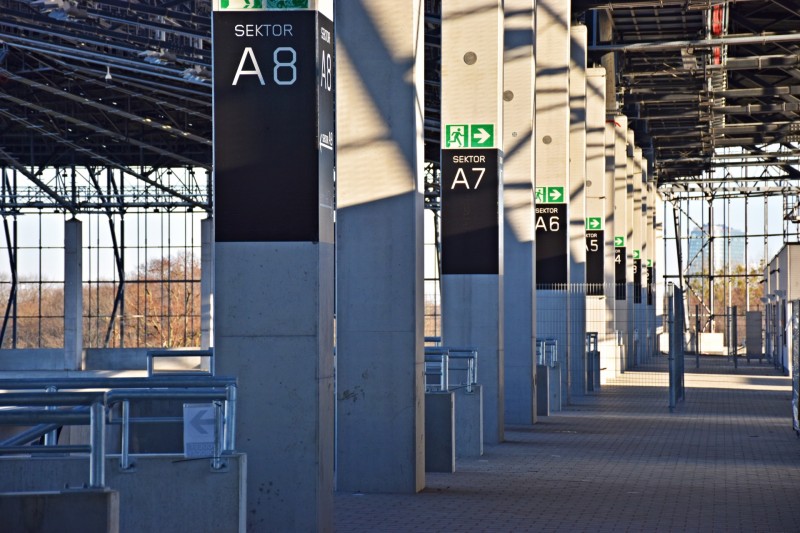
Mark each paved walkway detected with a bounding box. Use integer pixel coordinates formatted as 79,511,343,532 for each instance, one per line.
335,356,800,532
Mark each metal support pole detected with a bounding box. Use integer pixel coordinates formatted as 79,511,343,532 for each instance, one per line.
212,400,224,470
709,200,715,332
120,399,131,469
695,305,700,368
731,305,739,370
668,283,676,411
224,384,237,453
44,386,58,446
89,401,105,488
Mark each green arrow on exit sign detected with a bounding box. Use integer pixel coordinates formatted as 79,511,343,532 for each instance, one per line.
614,236,625,247
633,250,640,259
536,186,565,204
586,217,602,230
647,259,653,267
547,186,564,203
470,124,494,147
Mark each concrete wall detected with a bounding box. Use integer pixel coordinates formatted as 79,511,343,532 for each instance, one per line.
0,454,245,533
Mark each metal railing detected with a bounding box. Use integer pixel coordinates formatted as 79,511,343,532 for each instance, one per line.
424,346,478,393
0,375,237,488
536,338,558,368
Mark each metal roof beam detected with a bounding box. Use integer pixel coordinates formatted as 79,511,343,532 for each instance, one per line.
590,32,800,53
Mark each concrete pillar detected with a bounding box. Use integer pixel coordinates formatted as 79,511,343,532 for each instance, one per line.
624,131,636,371
212,3,335,530
535,0,570,406
569,25,588,399
586,67,608,387
611,114,628,379
655,184,665,342
633,146,647,366
64,218,82,370
598,9,617,113
200,216,213,350
441,0,504,445
335,2,425,493
622,130,635,371
646,174,656,356
503,0,537,426
632,147,644,365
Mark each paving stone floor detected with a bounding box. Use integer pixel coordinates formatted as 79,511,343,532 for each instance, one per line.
334,356,800,532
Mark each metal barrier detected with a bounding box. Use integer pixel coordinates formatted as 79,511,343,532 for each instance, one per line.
727,306,739,370
0,375,237,487
424,336,442,346
536,338,558,368
424,346,478,393
425,348,449,391
586,332,600,392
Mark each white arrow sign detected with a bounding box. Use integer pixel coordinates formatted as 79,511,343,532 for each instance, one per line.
549,188,562,202
589,218,600,229
473,127,491,145
191,409,215,435
184,404,216,458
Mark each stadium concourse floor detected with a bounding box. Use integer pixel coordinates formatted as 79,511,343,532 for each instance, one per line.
334,355,800,532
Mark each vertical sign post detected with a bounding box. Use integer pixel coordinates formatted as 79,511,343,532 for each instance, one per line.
212,2,334,530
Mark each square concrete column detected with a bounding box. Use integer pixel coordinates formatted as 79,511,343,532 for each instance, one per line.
200,216,213,350
212,3,335,530
625,130,636,371
610,114,628,379
64,218,82,370
655,186,665,341
441,0,504,445
632,147,644,365
586,67,609,387
335,2,425,494
535,0,571,406
646,176,657,356
503,0,536,426
568,25,588,399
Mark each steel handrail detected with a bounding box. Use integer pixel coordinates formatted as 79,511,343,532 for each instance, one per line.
445,348,478,392
424,346,479,393
424,351,449,391
0,379,238,485
0,376,236,391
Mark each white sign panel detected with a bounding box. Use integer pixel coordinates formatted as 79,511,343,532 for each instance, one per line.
183,403,216,458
